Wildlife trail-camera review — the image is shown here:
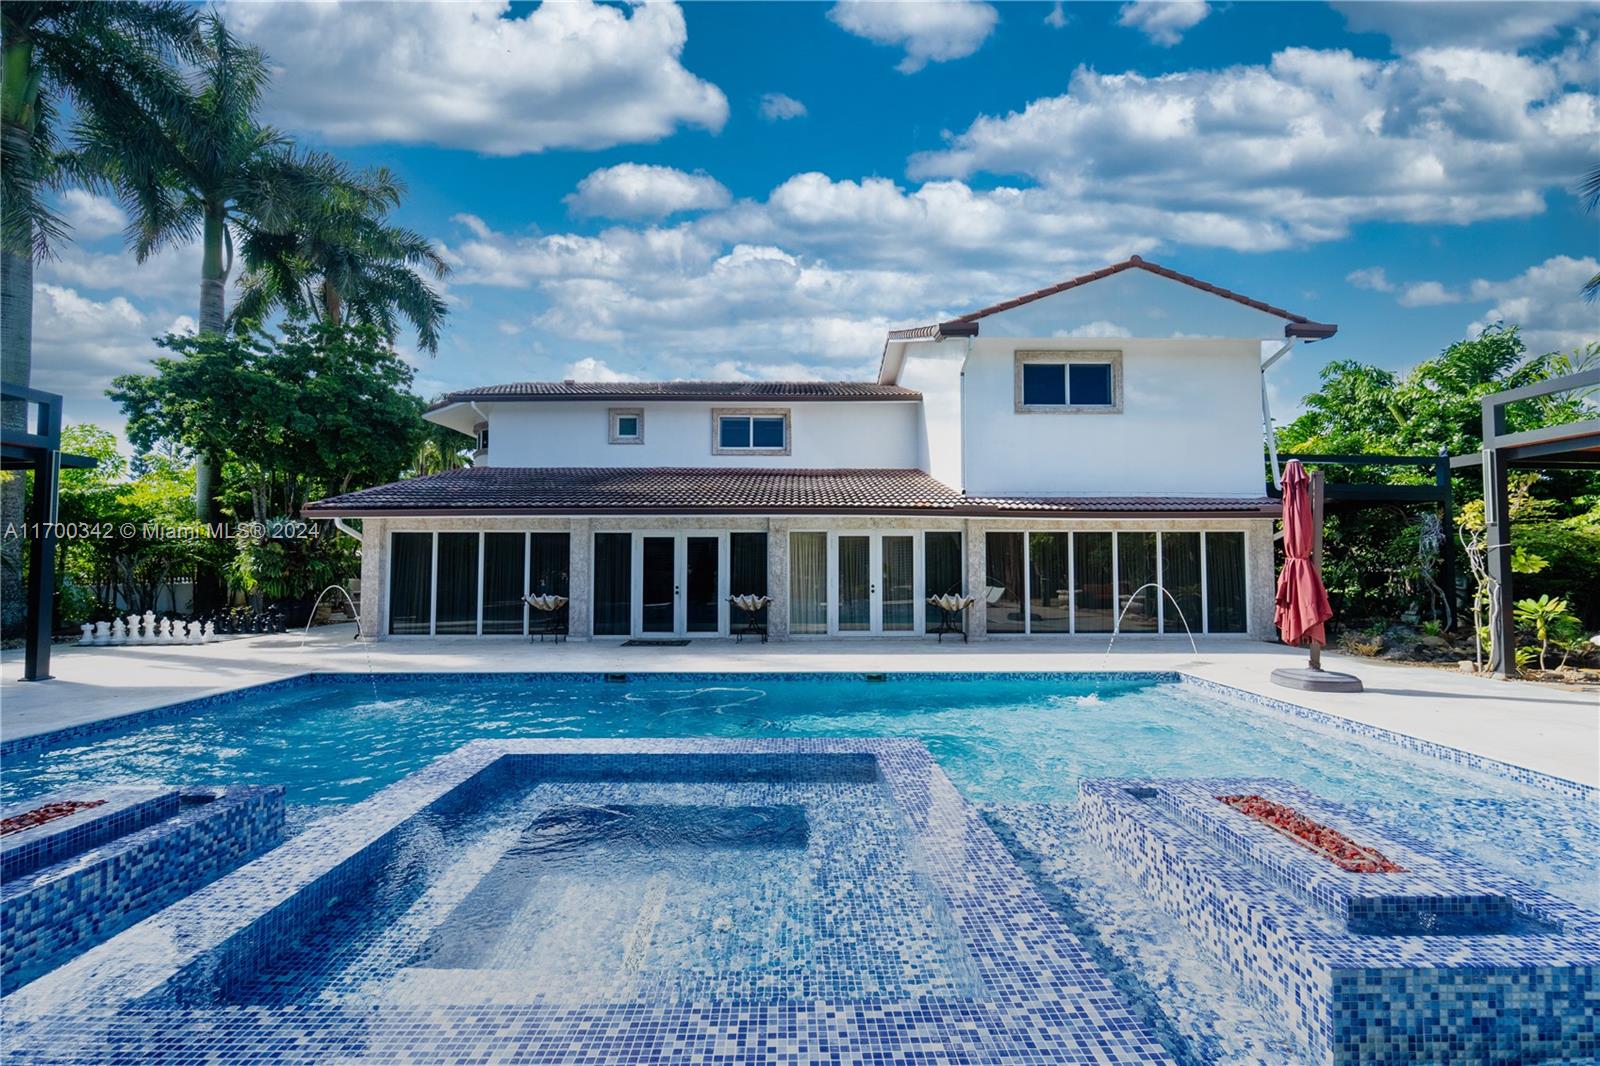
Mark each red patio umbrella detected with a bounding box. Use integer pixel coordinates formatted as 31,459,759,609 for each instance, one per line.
1275,459,1333,661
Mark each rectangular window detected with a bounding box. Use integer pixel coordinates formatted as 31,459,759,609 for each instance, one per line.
1206,531,1247,633
1029,532,1070,633
789,531,828,634
730,532,768,598
1069,363,1114,406
481,533,526,635
593,532,632,636
881,535,915,632
530,532,570,597
389,532,433,635
924,531,962,628
435,532,480,634
609,408,643,444
837,535,870,632
985,532,1025,634
713,410,789,454
1021,363,1066,406
1161,532,1202,636
1015,351,1121,412
1073,531,1114,633
1117,531,1158,633
475,426,489,452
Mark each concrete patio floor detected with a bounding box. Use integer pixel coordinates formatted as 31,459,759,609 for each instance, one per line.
3,630,1596,786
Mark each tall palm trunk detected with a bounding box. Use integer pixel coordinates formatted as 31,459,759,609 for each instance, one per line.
321,280,342,326
1,37,38,633
191,203,229,611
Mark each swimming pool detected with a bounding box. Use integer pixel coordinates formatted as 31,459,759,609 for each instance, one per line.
4,672,1595,1065
4,672,1593,908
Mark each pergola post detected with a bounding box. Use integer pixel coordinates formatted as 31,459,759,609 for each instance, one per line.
22,448,60,681
1482,397,1515,678
1435,452,1457,631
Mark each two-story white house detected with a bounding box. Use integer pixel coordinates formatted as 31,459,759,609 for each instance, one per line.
305,257,1336,642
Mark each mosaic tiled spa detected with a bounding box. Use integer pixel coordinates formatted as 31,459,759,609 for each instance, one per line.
2,672,1596,1065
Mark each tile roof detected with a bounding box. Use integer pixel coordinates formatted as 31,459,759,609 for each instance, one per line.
886,256,1337,343
304,467,1279,517
429,381,920,410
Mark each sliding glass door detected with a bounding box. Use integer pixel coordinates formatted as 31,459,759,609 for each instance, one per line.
388,530,570,637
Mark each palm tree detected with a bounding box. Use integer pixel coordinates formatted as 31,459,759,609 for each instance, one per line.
1582,164,1599,303
231,163,451,352
1,1,199,631
78,14,346,531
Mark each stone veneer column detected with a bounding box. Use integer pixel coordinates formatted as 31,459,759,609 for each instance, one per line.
1245,519,1277,641
357,517,387,641
567,518,593,640
766,518,790,640
963,519,987,640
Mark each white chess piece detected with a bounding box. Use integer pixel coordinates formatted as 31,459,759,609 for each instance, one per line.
93,620,111,645
141,610,156,643
159,618,174,643
186,620,201,643
111,618,127,644
79,623,94,645
126,615,140,643
202,621,216,643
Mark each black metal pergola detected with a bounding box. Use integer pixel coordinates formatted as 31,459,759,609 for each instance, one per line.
2,383,97,681
1269,452,1458,629
1449,369,1600,678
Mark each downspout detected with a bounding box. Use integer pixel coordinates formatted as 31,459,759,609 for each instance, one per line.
469,401,489,464
1260,338,1296,490
959,336,972,494
333,517,362,542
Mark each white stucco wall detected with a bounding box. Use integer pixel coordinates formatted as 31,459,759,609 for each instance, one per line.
952,337,1266,498
468,400,922,470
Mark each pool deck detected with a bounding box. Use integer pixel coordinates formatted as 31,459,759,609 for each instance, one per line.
3,630,1596,787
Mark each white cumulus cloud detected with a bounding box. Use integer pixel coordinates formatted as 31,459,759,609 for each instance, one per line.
909,47,1598,242
57,190,127,241
827,0,998,73
1397,280,1461,307
1118,1,1210,46
759,93,808,121
565,164,732,220
1333,1,1595,51
226,0,727,155
1466,255,1600,353
1346,267,1394,292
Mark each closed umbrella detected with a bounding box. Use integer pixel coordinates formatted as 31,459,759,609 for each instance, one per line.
1271,459,1362,692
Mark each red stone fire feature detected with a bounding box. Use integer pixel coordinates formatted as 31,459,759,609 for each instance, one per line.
1216,794,1405,874
1,799,108,837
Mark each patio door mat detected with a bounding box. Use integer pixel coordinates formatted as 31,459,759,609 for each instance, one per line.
621,639,692,647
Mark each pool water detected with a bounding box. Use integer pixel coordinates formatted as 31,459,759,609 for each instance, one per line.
6,673,1596,1066
5,673,1593,910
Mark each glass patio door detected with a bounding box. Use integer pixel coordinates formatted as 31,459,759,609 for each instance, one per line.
635,533,725,637
831,532,920,635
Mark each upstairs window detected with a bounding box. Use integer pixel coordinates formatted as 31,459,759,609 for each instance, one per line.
475,425,490,452
713,410,789,454
1015,351,1122,413
609,408,643,444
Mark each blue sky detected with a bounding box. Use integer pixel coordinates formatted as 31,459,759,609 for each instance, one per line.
33,0,1600,438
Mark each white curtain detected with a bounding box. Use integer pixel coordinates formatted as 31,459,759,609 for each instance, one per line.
790,532,828,634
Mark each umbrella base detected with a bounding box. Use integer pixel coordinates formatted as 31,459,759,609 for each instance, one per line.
1270,667,1364,693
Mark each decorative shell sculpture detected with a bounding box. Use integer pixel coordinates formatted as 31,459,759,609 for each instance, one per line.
728,594,772,613
927,593,976,613
523,594,569,612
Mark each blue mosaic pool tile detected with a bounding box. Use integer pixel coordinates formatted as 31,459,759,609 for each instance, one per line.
2,784,285,993
2,740,1176,1064
1079,776,1600,1065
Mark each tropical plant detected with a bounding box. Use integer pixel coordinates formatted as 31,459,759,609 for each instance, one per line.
1581,164,1599,303
77,13,351,532
409,420,474,477
231,164,451,351
0,0,200,631
110,320,426,520
1514,594,1582,672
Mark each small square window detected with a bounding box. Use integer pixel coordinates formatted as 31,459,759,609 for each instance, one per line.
1021,364,1066,406
752,417,786,448
719,417,751,448
609,408,644,444
1069,363,1114,406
